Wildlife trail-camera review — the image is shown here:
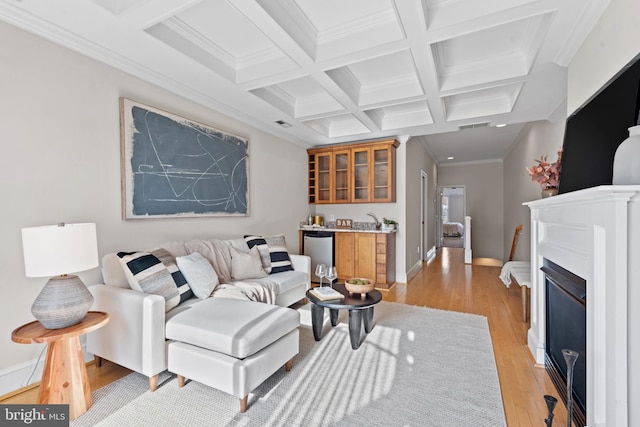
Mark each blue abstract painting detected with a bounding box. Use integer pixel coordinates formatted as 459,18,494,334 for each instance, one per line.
120,98,249,218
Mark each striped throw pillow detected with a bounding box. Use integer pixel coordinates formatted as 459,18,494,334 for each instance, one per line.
117,249,192,311
151,248,193,304
264,234,294,274
244,235,272,273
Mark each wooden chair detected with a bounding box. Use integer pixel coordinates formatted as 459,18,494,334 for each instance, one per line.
509,224,523,262
506,224,530,322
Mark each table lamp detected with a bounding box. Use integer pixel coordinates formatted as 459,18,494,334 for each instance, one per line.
21,223,99,329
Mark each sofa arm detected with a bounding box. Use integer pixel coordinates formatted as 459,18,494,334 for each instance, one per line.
87,284,167,378
290,254,311,289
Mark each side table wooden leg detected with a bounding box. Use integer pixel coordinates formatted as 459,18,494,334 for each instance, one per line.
39,337,91,420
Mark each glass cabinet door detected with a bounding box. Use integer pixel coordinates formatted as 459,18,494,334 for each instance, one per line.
373,146,391,201
316,152,332,203
352,147,370,202
333,150,350,203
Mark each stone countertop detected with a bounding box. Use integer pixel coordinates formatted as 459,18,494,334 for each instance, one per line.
299,225,397,234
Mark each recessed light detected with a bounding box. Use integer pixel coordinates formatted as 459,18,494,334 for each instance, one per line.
275,120,292,128
447,156,454,160
496,123,507,128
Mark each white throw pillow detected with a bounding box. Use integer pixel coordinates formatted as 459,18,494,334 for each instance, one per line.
231,245,268,280
176,252,219,299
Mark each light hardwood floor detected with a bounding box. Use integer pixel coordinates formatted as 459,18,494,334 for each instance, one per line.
2,247,568,426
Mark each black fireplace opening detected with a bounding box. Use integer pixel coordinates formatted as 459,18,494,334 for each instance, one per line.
542,258,586,427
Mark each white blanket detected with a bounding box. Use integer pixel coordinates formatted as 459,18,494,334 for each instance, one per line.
499,261,531,288
211,278,278,304
162,239,278,304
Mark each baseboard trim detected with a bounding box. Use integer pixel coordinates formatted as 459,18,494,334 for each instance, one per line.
426,246,436,261
0,354,45,398
0,340,93,398
395,248,436,284
406,260,423,283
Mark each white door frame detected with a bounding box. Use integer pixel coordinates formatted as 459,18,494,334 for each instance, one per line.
438,185,466,247
420,170,428,260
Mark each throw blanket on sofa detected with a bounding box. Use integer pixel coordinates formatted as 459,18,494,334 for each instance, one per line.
212,278,278,304
162,239,277,304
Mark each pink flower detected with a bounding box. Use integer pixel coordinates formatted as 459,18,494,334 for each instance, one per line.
526,148,562,189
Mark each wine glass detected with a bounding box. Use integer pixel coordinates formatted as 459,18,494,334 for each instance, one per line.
315,264,327,287
326,266,337,288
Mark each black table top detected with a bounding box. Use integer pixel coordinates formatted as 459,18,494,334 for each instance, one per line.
306,283,382,310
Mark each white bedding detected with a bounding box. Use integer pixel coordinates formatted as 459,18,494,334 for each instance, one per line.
443,222,464,237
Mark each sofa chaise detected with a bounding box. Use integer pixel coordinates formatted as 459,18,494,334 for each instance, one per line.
86,236,310,411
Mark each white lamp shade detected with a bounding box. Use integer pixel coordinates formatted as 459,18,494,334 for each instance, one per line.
22,223,99,277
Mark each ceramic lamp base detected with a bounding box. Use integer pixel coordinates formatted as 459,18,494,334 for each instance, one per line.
31,275,94,329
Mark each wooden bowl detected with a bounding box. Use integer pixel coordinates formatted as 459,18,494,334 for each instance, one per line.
345,278,375,299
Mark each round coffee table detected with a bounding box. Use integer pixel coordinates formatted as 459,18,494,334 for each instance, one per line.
306,283,382,350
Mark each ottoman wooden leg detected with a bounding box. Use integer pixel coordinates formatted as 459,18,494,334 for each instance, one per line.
285,359,293,371
240,396,248,413
178,375,186,387
149,374,159,392
94,355,103,367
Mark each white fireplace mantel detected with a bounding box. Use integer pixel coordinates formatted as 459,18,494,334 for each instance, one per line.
525,185,640,427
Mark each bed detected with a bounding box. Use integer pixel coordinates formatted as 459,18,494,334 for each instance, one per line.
443,222,464,237
442,222,464,248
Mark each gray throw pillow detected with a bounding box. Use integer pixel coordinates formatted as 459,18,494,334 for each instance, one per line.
231,245,268,281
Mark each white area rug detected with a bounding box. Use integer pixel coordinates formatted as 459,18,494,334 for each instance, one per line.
72,302,505,426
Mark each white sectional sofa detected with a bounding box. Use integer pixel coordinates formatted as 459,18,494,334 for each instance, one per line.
87,237,310,404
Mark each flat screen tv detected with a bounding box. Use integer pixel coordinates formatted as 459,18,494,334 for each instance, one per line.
558,54,640,194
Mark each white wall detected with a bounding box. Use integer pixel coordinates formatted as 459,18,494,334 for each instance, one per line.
0,21,307,388
502,117,566,261
568,0,640,115
405,140,438,275
438,162,504,259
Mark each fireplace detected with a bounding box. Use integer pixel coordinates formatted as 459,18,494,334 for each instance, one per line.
525,186,640,426
542,258,586,427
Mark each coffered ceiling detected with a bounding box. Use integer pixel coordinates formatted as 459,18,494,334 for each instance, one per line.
0,0,609,163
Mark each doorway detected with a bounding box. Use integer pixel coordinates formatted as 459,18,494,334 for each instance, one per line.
439,186,466,248
420,171,428,260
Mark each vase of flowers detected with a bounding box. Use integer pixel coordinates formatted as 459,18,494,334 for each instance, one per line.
526,148,562,197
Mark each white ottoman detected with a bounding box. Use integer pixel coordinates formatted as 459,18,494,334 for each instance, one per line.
166,298,300,412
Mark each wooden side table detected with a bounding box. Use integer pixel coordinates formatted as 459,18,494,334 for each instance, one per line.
11,311,109,420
